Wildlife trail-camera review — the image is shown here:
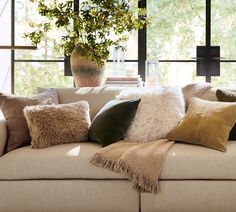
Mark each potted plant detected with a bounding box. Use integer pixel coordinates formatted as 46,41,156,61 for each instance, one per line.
25,0,149,87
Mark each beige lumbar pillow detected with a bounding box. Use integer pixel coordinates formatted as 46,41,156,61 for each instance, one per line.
167,97,236,152
24,101,91,149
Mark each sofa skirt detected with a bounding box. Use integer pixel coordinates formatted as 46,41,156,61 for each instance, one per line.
0,179,138,212
142,180,236,212
1,179,236,212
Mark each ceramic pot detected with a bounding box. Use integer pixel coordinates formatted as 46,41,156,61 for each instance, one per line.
70,46,104,87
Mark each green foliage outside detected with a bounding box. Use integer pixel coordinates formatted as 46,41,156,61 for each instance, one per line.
15,62,73,96
15,0,236,96
24,0,148,67
147,0,236,86
15,0,73,95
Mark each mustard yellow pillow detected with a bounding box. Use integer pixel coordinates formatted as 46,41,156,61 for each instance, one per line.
167,97,236,152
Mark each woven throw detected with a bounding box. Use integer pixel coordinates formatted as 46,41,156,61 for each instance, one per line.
90,139,174,193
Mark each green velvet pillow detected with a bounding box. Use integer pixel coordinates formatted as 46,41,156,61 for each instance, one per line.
216,89,236,140
88,99,140,147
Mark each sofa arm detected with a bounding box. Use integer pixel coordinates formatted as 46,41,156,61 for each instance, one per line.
0,112,7,157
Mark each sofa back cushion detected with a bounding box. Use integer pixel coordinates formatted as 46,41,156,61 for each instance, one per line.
40,83,221,120
44,87,126,119
181,83,217,108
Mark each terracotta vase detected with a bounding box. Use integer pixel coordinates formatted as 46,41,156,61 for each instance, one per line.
70,47,104,87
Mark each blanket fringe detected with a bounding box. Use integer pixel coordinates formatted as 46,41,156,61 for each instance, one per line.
91,153,159,193
115,160,159,193
90,153,117,171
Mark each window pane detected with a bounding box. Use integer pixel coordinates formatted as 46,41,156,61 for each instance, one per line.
104,62,138,79
212,1,236,59
0,0,12,93
0,51,11,93
108,31,138,60
124,31,138,60
15,0,64,60
14,62,73,96
211,63,236,88
159,62,205,86
15,0,138,61
147,0,205,60
108,0,138,60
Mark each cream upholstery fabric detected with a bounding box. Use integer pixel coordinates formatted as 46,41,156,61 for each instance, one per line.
0,180,138,212
142,180,236,212
0,85,235,212
181,83,213,108
1,141,236,180
0,113,7,157
0,142,126,180
200,87,218,101
161,141,236,179
41,84,218,120
46,87,126,119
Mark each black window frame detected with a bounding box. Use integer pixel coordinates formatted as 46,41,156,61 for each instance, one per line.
11,0,236,93
139,0,236,83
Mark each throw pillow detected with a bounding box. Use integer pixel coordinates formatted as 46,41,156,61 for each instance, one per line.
88,99,140,147
116,87,185,142
216,89,236,140
216,89,236,102
167,97,236,152
0,89,58,152
24,101,91,149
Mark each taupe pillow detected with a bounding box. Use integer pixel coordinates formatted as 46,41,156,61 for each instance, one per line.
167,97,236,152
24,101,91,149
216,89,236,140
216,89,236,102
0,89,58,152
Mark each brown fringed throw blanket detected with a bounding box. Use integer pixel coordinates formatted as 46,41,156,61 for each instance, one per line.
90,139,174,193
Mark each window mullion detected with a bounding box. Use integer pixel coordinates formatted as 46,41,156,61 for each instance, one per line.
138,0,147,81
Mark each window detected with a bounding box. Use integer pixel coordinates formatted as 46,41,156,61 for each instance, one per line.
147,0,205,86
143,0,236,87
3,0,236,94
0,0,12,93
147,1,205,60
211,0,236,87
14,0,73,95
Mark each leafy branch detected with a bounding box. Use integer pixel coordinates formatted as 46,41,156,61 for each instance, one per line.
24,0,149,67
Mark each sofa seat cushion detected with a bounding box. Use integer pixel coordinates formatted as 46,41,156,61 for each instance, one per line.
161,141,236,179
0,141,236,180
0,143,126,180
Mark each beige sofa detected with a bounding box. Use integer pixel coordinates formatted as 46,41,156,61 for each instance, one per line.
0,86,236,212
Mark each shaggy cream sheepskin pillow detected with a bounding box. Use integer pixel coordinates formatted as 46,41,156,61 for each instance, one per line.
24,101,91,148
116,87,185,142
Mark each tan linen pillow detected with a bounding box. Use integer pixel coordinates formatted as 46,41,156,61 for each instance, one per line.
0,89,58,152
24,101,91,149
167,97,236,152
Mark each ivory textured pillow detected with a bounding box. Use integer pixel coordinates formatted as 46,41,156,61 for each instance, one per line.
0,89,58,152
24,101,91,149
116,87,185,142
167,97,236,152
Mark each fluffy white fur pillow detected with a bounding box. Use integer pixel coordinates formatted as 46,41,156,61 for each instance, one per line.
116,87,185,142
